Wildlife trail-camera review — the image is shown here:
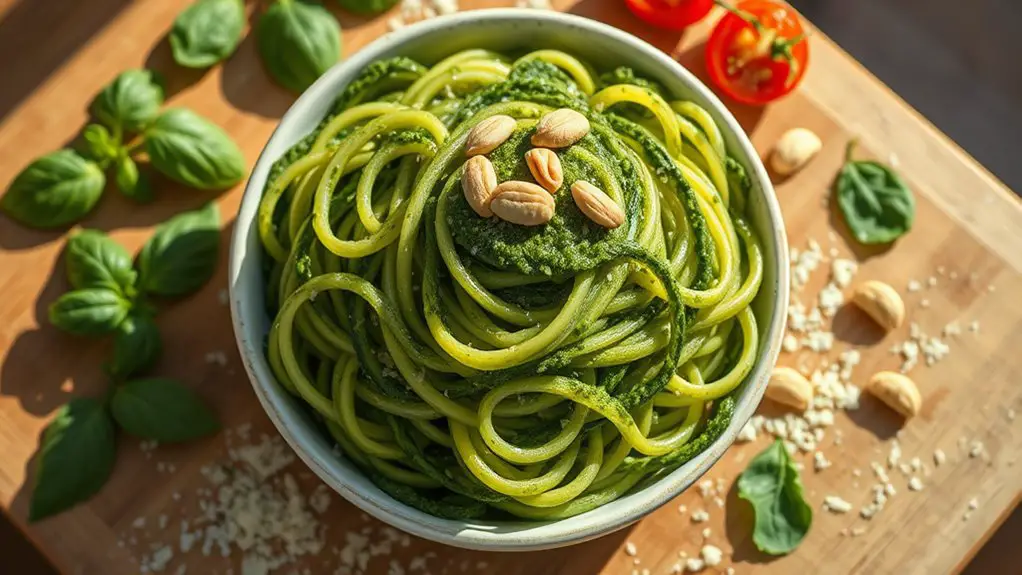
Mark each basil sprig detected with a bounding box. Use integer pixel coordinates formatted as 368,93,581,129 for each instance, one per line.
738,439,813,555
88,69,165,133
29,398,117,522
257,0,342,93
835,140,915,244
1,150,106,229
3,69,245,227
144,109,246,190
169,0,246,69
32,211,223,521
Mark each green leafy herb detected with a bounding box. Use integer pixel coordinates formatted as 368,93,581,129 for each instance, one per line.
109,315,163,379
89,69,165,133
144,108,246,190
169,0,246,69
257,0,342,93
81,124,120,165
114,155,153,203
137,202,221,296
110,378,219,442
737,438,813,555
64,229,137,295
835,140,915,244
1,150,106,229
48,288,131,336
29,397,117,522
337,0,399,15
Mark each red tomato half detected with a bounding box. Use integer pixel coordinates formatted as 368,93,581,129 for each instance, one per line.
625,0,715,31
705,0,809,105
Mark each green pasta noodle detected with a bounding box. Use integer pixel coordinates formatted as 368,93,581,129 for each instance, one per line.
259,48,765,520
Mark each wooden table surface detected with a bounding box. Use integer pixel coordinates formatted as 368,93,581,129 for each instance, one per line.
1,1,1020,574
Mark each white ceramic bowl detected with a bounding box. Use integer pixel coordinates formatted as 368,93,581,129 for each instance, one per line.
229,8,789,551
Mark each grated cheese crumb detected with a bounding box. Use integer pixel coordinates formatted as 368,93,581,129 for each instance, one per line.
625,542,637,556
690,510,709,523
686,557,706,572
908,477,924,491
823,496,852,514
933,449,946,466
700,545,723,567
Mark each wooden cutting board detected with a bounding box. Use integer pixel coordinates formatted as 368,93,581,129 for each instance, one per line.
0,1,1019,574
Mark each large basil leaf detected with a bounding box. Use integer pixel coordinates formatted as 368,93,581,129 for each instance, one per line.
169,0,246,69
89,69,165,133
257,0,342,93
137,202,220,296
835,141,915,244
29,397,117,522
110,378,219,442
738,439,813,555
64,229,136,295
49,289,131,336
337,0,399,15
1,150,105,229
109,314,163,380
114,155,154,203
144,109,246,190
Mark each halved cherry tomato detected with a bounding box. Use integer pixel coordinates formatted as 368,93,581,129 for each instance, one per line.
624,0,714,31
705,0,809,105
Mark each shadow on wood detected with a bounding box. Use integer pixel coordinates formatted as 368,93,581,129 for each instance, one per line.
0,0,132,120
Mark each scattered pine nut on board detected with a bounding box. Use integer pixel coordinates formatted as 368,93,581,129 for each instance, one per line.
0,1,1019,574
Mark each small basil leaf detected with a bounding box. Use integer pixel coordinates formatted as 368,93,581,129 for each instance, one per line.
144,109,246,190
137,202,220,296
114,156,154,203
81,124,120,165
738,439,813,555
337,0,399,15
110,378,219,442
29,397,117,522
109,314,163,379
1,150,106,229
169,0,246,69
835,141,915,244
89,69,165,133
49,288,130,336
64,229,136,294
257,0,342,93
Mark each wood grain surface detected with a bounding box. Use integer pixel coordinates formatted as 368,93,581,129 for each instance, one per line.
0,1,1019,574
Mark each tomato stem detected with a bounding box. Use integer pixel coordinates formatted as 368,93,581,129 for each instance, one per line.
713,1,808,84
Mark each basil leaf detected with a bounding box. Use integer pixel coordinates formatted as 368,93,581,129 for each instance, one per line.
109,314,163,379
144,109,246,190
89,69,165,133
49,288,131,336
337,0,399,15
1,150,105,229
257,0,342,93
169,0,246,69
738,439,813,555
835,141,915,244
137,202,220,296
64,229,136,294
110,378,219,442
114,155,154,203
29,397,117,522
81,124,120,165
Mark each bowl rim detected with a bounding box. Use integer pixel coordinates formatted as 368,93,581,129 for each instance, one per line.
229,7,789,551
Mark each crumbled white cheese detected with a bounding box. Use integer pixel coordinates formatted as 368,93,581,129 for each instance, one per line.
690,510,709,523
700,545,723,567
813,451,832,472
515,0,552,8
685,557,706,572
701,527,711,539
908,477,924,491
907,280,922,292
969,441,985,458
782,333,801,353
933,449,946,466
831,259,857,288
823,496,852,514
968,498,979,510
625,542,637,556
736,420,758,443
887,441,902,468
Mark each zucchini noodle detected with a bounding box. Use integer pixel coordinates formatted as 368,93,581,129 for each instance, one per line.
259,51,763,520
